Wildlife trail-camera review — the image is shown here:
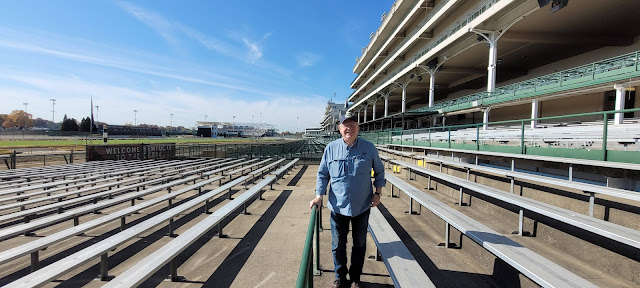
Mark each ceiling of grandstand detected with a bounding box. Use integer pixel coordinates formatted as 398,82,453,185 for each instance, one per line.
360,0,640,118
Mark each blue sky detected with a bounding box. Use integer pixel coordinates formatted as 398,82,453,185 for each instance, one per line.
0,1,390,132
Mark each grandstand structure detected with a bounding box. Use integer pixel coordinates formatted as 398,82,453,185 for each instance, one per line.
348,0,640,161
319,101,347,136
196,121,278,138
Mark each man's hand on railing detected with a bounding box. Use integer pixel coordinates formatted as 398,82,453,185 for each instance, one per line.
309,195,322,209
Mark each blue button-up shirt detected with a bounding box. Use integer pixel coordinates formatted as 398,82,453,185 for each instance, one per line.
316,137,386,217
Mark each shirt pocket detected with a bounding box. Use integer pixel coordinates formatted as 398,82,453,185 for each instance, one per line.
329,159,347,178
353,156,372,176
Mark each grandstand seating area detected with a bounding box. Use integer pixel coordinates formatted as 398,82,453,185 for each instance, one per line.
0,157,299,287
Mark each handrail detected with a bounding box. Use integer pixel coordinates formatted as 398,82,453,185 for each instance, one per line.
360,107,640,163
296,204,322,288
411,50,640,113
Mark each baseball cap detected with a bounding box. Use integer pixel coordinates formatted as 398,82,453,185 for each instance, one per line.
340,112,357,124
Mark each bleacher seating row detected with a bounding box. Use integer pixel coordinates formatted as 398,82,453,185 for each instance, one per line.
363,145,640,286
0,157,300,287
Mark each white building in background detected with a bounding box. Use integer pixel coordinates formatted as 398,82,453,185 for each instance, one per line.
304,127,324,138
320,101,346,135
196,121,278,138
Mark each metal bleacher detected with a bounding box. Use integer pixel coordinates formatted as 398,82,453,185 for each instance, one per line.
0,157,301,287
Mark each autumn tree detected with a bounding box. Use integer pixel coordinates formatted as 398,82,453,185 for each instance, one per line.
2,110,32,129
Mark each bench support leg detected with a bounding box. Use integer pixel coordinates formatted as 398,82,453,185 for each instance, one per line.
74,216,80,226
170,258,181,282
228,188,233,200
100,253,111,281
131,199,135,206
30,251,39,272
466,169,470,180
510,177,515,194
443,223,451,248
217,223,227,238
120,217,126,231
205,200,211,214
458,187,465,206
168,218,177,237
518,209,524,236
588,192,595,217
390,185,394,198
568,164,573,181
243,203,250,215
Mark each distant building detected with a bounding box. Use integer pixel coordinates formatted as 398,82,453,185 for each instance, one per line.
304,127,323,138
320,101,346,135
196,121,278,138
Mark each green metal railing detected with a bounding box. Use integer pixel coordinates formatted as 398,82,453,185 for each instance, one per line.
411,50,640,114
296,205,322,288
361,108,640,164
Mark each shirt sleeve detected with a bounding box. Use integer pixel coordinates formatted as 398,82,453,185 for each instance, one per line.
371,145,386,188
316,145,330,196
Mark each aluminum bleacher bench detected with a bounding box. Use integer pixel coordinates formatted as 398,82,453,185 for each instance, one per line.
201,158,259,179
2,176,250,287
368,206,435,288
414,154,640,216
248,158,285,183
0,175,198,241
226,158,272,180
390,159,640,250
385,173,598,288
0,175,223,271
179,158,244,178
0,175,134,209
271,158,300,182
0,175,170,225
101,176,276,286
0,175,104,198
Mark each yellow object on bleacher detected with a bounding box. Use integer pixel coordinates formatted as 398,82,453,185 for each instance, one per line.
417,160,424,167
392,165,401,173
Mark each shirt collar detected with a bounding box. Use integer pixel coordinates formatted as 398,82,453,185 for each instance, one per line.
342,137,358,148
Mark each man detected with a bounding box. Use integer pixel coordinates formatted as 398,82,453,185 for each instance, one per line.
310,112,385,288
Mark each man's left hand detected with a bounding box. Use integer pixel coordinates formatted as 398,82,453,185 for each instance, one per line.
371,193,381,207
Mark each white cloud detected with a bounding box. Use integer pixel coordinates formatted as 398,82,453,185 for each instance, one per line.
296,51,322,67
242,37,263,63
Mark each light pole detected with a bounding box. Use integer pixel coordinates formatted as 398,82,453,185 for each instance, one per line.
96,105,99,122
170,113,174,128
22,103,28,129
133,110,138,126
297,116,299,134
205,114,208,122
233,115,235,126
50,99,56,128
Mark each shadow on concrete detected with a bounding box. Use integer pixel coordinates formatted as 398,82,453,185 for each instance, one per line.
198,189,292,287
287,165,308,186
0,188,241,287
376,203,500,288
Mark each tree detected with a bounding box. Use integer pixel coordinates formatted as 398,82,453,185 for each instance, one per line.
79,117,97,132
61,117,79,131
2,110,32,129
0,114,7,126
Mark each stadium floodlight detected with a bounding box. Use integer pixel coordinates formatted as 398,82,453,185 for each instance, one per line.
133,110,138,126
50,99,56,127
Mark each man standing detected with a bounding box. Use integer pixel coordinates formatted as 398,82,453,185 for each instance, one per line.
310,112,385,288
